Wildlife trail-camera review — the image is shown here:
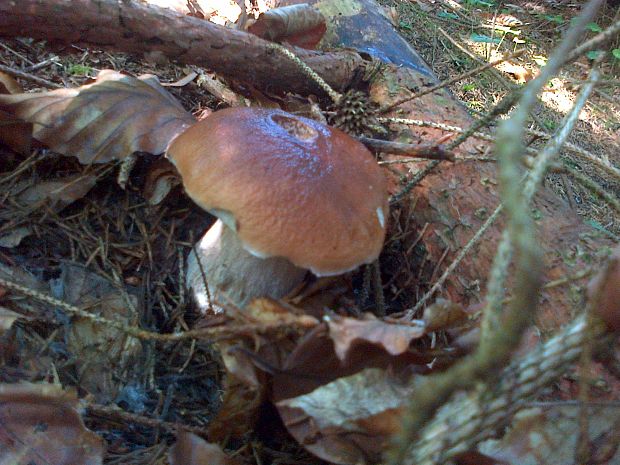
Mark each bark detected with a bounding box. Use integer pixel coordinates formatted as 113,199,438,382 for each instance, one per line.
371,66,613,331
0,0,366,95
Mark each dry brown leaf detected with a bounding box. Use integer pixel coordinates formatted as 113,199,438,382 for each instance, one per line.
247,4,326,49
58,264,142,403
0,71,22,94
326,313,425,361
207,368,264,441
143,157,180,205
0,70,195,164
0,110,32,155
0,174,97,246
14,174,97,210
277,368,415,465
0,383,105,465
478,406,620,464
169,432,239,465
197,72,245,107
422,298,469,332
0,262,50,318
271,320,430,402
497,62,535,84
207,298,317,440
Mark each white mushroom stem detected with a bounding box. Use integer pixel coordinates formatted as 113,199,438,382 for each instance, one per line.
186,219,308,313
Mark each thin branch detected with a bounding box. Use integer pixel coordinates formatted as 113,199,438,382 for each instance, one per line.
381,49,525,113
389,160,440,205
407,204,503,317
483,25,603,346
0,63,62,89
411,314,609,463
358,136,455,161
0,276,317,342
565,18,620,63
561,163,620,214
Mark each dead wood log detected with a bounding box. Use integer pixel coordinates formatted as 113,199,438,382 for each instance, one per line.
360,39,613,332
0,0,366,95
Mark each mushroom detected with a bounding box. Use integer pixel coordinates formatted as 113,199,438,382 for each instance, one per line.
166,107,388,312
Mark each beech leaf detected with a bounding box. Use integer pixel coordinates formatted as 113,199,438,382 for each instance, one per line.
0,383,104,465
14,174,97,210
277,368,415,465
0,70,195,163
326,313,426,361
0,71,22,94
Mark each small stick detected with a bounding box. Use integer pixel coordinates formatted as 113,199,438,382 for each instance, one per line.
0,63,62,89
381,49,525,113
357,136,455,162
24,56,59,73
86,402,211,436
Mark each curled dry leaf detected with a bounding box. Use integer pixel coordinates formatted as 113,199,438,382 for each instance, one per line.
247,4,327,49
169,432,239,465
277,368,415,465
143,157,180,205
197,72,245,107
271,317,430,402
478,406,620,464
0,70,195,164
207,362,264,441
243,297,319,328
326,313,425,361
0,71,22,94
0,383,104,465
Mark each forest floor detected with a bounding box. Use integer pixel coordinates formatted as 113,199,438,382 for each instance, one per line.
0,0,619,464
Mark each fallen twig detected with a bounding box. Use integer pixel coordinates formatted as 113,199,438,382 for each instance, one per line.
358,136,455,162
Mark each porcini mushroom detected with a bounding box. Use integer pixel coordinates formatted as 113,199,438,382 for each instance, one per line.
166,107,388,312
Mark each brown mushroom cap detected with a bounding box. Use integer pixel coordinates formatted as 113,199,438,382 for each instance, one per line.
167,107,388,276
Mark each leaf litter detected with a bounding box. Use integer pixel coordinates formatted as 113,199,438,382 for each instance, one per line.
0,1,619,464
